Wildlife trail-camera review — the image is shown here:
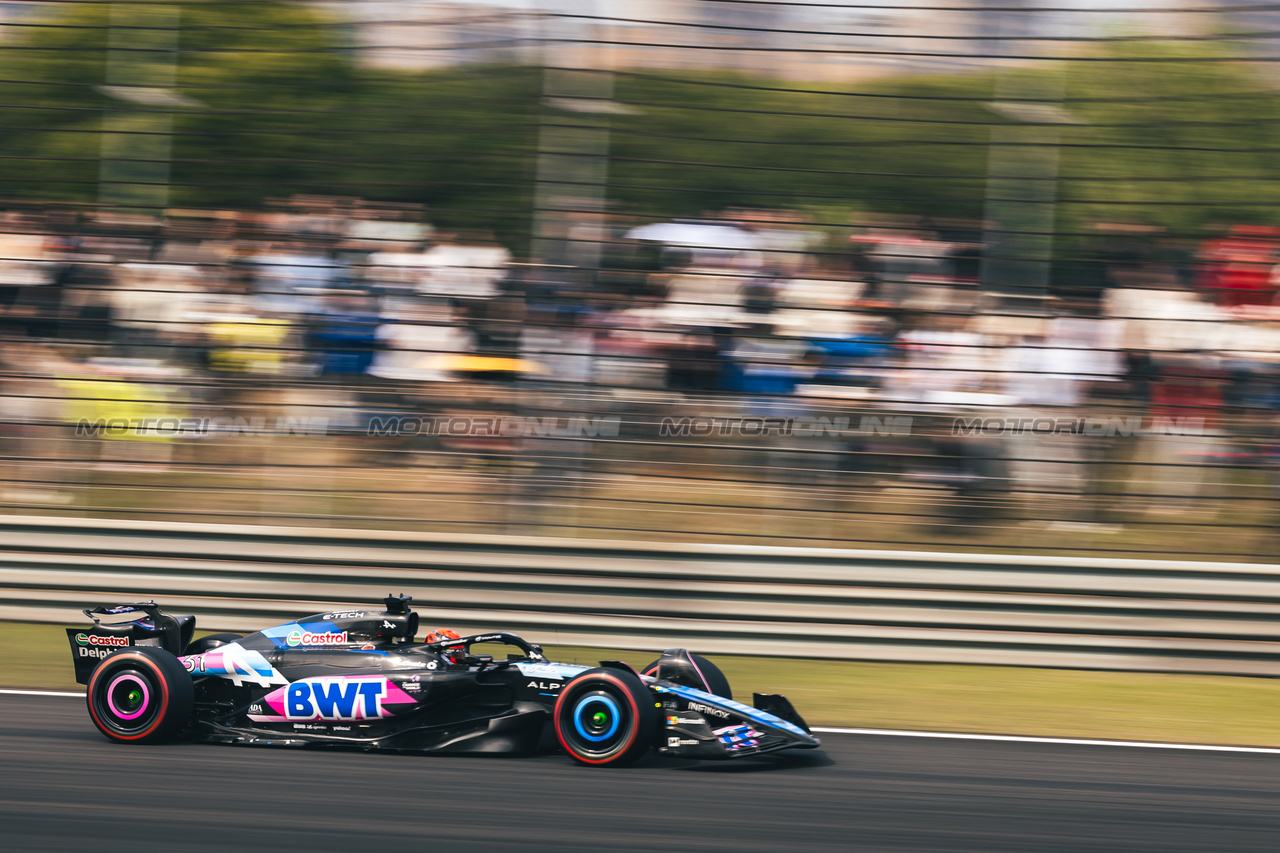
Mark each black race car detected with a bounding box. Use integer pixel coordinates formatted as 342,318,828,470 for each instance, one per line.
67,595,819,766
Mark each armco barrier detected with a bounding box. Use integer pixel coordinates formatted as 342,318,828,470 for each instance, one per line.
3,515,1280,676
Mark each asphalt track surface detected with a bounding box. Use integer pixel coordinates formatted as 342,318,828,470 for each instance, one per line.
5,694,1280,853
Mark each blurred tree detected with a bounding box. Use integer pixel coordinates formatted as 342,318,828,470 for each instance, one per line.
606,71,994,224
0,1,538,243
0,5,1276,259
0,1,358,205
1058,41,1280,239
333,67,539,245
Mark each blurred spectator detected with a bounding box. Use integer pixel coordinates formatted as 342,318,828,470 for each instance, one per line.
1123,350,1158,406
308,294,382,376
1197,226,1280,308
370,301,473,383
249,248,348,315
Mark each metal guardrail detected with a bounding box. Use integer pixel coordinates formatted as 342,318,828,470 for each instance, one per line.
3,515,1280,676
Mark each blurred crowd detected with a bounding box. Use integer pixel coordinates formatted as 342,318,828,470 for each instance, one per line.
2,197,1279,535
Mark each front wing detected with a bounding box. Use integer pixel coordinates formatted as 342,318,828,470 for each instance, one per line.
651,682,820,759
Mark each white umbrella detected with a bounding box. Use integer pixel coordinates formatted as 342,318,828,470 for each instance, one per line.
625,222,760,251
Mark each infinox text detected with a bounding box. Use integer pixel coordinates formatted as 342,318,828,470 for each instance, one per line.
686,701,730,719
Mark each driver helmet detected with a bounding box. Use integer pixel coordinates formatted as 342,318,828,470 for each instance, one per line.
423,628,465,665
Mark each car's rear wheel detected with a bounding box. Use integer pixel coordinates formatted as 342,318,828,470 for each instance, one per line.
554,667,657,767
87,647,194,744
183,632,241,656
641,652,733,700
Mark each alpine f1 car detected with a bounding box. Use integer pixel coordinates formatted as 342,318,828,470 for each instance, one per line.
66,595,819,766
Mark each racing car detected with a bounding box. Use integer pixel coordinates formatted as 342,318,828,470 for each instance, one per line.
66,595,819,766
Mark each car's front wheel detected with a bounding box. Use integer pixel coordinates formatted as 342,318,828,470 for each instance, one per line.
86,647,194,744
554,667,657,767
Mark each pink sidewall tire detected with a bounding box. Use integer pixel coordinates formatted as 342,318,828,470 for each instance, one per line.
87,646,194,744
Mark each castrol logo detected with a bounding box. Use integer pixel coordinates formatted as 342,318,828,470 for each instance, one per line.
75,633,130,647
286,630,348,647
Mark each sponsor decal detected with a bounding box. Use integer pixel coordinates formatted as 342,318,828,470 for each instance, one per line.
360,644,377,651
516,663,561,678
666,715,705,727
246,676,415,722
287,680,386,720
78,647,116,660
404,682,421,693
714,724,764,751
665,685,809,738
527,680,562,691
322,610,363,620
179,645,288,687
381,621,395,629
104,606,139,614
75,633,130,647
515,662,587,680
666,736,699,747
286,630,349,647
686,701,730,719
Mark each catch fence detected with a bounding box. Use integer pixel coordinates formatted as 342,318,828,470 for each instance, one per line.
0,1,1276,560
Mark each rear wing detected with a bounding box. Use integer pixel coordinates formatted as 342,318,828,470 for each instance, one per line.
67,602,196,684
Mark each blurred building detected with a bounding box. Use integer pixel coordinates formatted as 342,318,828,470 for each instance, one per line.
317,0,1213,81
314,0,541,70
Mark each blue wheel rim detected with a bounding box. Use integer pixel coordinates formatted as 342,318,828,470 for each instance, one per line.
572,693,621,742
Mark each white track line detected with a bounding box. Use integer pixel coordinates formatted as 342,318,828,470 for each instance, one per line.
2,690,1275,755
0,689,82,698
811,726,1280,755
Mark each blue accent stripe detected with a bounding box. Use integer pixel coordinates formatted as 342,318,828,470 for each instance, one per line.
655,684,809,737
573,694,621,742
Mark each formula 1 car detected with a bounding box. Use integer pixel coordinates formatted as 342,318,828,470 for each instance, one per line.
66,595,819,766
